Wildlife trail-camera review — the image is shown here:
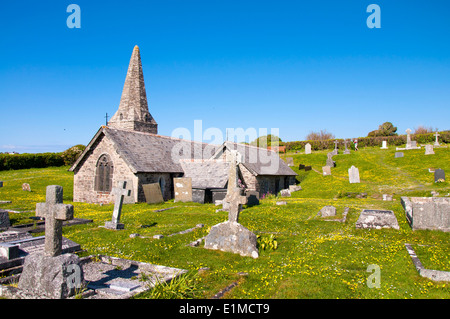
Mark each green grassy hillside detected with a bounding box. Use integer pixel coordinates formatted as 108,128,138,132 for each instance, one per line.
0,146,449,299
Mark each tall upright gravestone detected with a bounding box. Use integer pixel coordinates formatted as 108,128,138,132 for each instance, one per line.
174,177,193,202
435,169,445,183
205,153,259,259
18,185,84,298
305,143,311,154
348,166,360,183
343,140,350,154
143,183,164,204
105,181,131,230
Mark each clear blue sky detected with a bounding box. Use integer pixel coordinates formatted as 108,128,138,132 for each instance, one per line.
1,0,449,153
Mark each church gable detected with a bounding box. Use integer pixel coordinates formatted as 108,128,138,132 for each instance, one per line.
71,130,137,204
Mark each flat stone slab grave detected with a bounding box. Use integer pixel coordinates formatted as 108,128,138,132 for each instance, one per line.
355,209,400,230
8,218,93,233
81,255,187,299
0,233,81,272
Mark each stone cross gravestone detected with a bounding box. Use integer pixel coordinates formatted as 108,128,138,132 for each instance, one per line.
435,169,445,183
332,140,339,155
205,186,258,258
405,128,412,149
343,140,350,154
224,187,248,223
425,145,434,155
227,150,240,193
305,143,311,154
36,185,74,257
434,132,440,147
105,181,131,230
142,183,164,204
326,153,335,167
348,166,360,183
381,141,388,149
174,177,193,202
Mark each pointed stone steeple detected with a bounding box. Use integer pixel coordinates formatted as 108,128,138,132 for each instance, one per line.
108,45,158,134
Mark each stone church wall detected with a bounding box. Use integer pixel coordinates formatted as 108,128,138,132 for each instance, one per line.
72,134,137,204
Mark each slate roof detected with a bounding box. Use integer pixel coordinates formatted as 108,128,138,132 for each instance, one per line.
70,127,297,177
70,127,217,174
214,141,297,176
180,160,229,189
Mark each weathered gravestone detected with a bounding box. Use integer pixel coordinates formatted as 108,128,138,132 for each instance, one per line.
332,140,339,155
395,152,404,158
405,128,412,149
435,169,445,183
299,164,305,170
319,206,336,217
425,145,435,155
289,184,302,192
401,196,450,232
434,132,440,147
205,185,259,258
326,153,335,167
225,187,247,223
22,183,31,192
18,185,84,299
35,185,74,257
322,166,331,176
245,190,260,207
173,177,193,203
355,209,399,230
0,209,10,230
105,181,132,230
348,165,360,183
304,166,312,171
280,189,291,197
343,140,350,154
18,252,84,299
285,157,294,166
305,143,311,154
142,183,164,204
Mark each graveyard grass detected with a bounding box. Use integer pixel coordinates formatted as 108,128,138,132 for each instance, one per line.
0,146,449,299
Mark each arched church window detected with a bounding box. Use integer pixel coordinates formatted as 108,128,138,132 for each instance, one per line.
94,154,114,192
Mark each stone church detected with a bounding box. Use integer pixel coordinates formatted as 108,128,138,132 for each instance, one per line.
69,46,297,204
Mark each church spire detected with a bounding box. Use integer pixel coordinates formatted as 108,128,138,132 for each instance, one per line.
108,45,158,134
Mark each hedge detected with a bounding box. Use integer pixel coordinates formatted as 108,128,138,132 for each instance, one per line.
285,131,450,151
0,153,65,171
